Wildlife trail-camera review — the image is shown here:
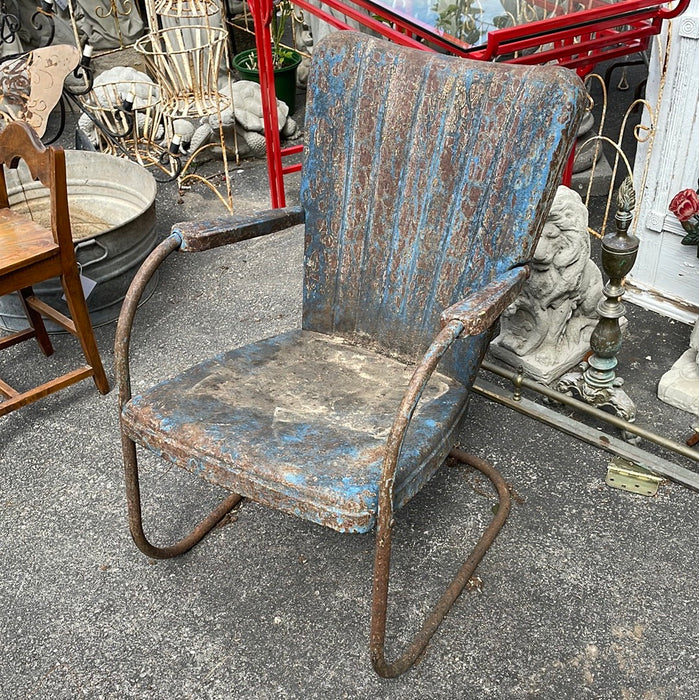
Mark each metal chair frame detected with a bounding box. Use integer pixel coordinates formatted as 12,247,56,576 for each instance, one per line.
115,33,586,677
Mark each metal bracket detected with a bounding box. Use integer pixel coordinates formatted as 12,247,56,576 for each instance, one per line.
606,457,663,496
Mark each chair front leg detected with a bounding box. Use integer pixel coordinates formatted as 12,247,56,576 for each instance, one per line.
370,448,511,677
116,233,241,559
121,432,242,560
369,320,512,677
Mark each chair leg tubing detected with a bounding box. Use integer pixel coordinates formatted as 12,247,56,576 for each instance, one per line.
122,433,242,559
370,448,512,678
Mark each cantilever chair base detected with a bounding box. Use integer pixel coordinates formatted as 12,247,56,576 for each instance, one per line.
122,425,511,676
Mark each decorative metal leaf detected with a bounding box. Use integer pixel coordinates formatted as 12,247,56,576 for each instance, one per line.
616,176,636,213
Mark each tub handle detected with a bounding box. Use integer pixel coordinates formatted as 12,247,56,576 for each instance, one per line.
74,238,109,270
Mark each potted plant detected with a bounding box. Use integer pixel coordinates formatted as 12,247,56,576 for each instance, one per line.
233,0,302,112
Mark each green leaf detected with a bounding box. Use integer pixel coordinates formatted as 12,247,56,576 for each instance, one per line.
680,231,699,246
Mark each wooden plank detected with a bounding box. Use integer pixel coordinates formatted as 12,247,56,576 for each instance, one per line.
0,327,34,350
27,297,77,335
0,377,19,398
0,366,93,417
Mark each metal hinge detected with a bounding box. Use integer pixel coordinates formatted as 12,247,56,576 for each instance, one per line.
606,457,663,497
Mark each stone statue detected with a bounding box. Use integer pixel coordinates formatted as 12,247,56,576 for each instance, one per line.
657,320,699,416
189,80,298,159
490,185,603,384
77,71,297,160
293,11,314,87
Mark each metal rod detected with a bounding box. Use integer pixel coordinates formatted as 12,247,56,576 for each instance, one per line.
480,360,699,464
473,377,699,491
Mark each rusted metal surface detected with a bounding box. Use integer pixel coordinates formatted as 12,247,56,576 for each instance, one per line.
369,319,507,676
372,448,512,677
122,330,469,533
115,32,587,677
174,206,304,252
301,34,586,387
115,233,181,411
115,231,243,557
441,266,529,336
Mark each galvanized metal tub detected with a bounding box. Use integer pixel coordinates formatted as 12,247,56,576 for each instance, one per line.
0,150,158,332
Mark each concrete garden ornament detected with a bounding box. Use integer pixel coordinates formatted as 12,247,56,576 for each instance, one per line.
491,186,602,384
658,321,699,416
76,69,297,160
189,80,298,159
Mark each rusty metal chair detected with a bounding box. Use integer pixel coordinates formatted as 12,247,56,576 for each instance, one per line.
0,121,109,416
115,32,585,676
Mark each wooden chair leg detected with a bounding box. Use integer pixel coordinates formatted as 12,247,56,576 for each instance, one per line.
18,287,53,356
122,432,243,559
370,448,512,678
60,267,110,394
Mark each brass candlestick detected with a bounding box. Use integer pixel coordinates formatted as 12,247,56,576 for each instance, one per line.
557,176,638,433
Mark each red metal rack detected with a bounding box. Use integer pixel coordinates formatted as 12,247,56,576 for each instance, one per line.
242,0,689,207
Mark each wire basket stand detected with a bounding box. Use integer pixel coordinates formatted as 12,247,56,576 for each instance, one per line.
79,79,182,180
139,0,235,210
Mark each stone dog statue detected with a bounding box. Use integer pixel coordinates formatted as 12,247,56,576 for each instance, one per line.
490,186,602,384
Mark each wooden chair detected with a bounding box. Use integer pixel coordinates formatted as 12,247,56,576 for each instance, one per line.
115,33,585,676
0,121,109,417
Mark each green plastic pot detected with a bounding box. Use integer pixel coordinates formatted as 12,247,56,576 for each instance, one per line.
233,48,302,113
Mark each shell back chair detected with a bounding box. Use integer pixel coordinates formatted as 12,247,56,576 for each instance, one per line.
116,32,586,676
0,121,109,417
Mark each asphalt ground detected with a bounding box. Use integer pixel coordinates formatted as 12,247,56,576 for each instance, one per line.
1,56,698,699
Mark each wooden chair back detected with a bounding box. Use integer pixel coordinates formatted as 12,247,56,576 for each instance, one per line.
0,121,109,415
0,121,72,253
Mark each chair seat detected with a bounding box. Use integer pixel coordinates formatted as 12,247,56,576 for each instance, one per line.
121,330,470,533
0,208,58,275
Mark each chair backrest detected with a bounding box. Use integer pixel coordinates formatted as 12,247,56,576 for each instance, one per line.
0,121,72,250
300,33,586,385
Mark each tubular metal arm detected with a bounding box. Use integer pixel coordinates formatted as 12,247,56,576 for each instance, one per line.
114,207,305,559
370,265,528,677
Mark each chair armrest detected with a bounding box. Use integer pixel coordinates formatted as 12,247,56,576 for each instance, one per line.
378,265,529,525
174,206,305,252
116,206,305,408
115,234,180,410
440,265,529,336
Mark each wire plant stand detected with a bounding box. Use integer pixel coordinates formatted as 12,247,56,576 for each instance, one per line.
135,12,235,210
79,79,183,181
